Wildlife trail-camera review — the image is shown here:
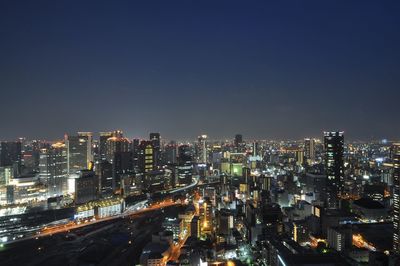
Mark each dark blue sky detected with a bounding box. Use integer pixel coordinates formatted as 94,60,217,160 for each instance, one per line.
1,1,399,141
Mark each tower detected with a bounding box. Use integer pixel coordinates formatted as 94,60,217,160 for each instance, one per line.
149,133,161,168
304,138,316,164
39,142,68,196
197,135,207,164
392,143,400,253
66,132,93,174
324,131,344,209
99,132,113,161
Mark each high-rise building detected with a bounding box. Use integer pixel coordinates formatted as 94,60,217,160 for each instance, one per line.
105,132,130,163
96,160,113,195
66,132,93,174
0,141,22,169
304,138,316,164
164,142,177,164
296,149,304,165
99,132,113,161
0,166,13,186
234,134,243,147
178,145,193,165
324,131,344,209
74,170,98,204
150,133,161,168
112,151,134,190
197,135,207,164
392,143,400,253
176,145,193,186
39,142,68,196
130,138,140,168
138,141,155,174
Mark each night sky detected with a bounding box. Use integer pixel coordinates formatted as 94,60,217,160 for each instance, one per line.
1,1,399,141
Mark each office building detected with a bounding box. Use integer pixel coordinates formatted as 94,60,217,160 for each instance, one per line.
112,151,134,191
39,142,68,196
234,134,243,148
393,143,400,253
324,131,344,209
99,132,113,161
138,141,156,174
75,170,98,204
304,138,316,164
66,132,93,174
105,132,130,163
150,133,161,168
196,135,207,164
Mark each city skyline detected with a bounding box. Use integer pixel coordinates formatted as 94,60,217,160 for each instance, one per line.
2,1,400,265
0,129,398,143
1,1,400,140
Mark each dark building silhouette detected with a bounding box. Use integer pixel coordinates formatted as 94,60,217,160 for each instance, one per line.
393,143,400,253
324,131,344,210
0,141,22,168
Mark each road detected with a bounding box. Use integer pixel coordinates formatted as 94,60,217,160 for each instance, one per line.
0,204,188,266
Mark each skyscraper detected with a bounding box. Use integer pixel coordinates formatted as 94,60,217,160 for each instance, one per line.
138,140,155,174
39,142,68,196
392,143,400,253
112,151,134,191
197,135,207,164
131,138,140,168
234,134,243,147
150,133,161,168
304,138,316,164
99,132,113,161
66,132,93,174
324,131,344,209
0,141,22,168
164,142,177,164
105,132,130,163
234,134,245,153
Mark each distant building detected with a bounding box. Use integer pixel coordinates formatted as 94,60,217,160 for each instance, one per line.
234,134,243,149
39,142,68,196
196,135,208,164
164,142,177,164
0,141,22,167
138,140,156,174
99,131,113,161
112,151,134,191
66,132,93,174
327,226,352,252
392,143,400,253
304,138,316,164
105,131,130,163
324,131,344,209
74,170,98,204
150,133,161,168
96,160,113,195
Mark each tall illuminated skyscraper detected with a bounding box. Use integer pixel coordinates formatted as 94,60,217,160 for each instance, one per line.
105,131,130,163
150,133,161,168
304,138,316,164
66,132,93,174
324,131,344,209
139,140,155,174
39,142,68,196
393,143,400,253
99,132,113,161
197,135,207,164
